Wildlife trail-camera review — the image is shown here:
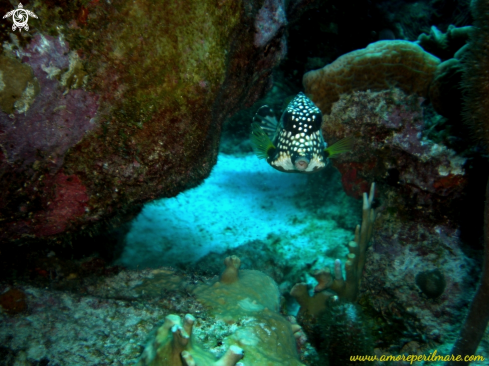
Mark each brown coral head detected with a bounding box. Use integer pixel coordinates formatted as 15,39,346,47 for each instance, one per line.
294,157,310,171
303,40,440,115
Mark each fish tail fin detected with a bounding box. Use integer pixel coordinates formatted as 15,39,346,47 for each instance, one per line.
250,122,275,159
324,136,355,158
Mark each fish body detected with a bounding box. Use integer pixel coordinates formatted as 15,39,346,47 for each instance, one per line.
251,92,352,173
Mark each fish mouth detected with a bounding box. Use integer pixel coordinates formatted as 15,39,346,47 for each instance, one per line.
294,157,310,171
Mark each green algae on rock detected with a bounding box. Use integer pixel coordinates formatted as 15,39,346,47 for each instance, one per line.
0,54,39,114
0,0,287,243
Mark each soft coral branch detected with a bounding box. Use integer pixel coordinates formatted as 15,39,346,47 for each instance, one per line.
290,183,377,316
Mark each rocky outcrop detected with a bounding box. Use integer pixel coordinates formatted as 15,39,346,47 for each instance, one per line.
0,0,288,243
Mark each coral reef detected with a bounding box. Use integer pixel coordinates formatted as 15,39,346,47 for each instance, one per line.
0,0,287,244
414,25,472,120
137,314,245,366
364,222,475,350
0,256,306,365
281,0,470,88
415,269,447,299
0,270,178,365
417,25,473,60
322,88,467,223
138,255,305,366
289,183,376,365
303,40,440,115
116,152,360,293
284,178,476,359
448,0,489,361
290,183,377,317
461,0,489,150
375,0,472,41
429,58,464,119
0,54,40,114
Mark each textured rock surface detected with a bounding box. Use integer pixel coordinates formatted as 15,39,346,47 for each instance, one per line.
0,260,305,366
361,222,476,348
0,270,195,365
0,0,287,243
322,88,468,223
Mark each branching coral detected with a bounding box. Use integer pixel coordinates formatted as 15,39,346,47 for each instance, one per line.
290,183,377,317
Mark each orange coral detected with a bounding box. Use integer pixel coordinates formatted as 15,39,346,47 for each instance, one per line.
303,40,440,115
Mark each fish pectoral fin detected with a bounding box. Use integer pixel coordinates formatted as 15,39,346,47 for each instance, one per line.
324,135,355,158
250,122,276,159
253,105,279,139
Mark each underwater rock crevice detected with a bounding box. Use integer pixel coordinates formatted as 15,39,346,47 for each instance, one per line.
0,0,288,245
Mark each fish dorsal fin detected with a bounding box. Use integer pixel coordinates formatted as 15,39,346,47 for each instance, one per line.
253,105,280,140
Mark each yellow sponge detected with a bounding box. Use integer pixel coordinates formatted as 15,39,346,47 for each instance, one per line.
303,40,440,114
